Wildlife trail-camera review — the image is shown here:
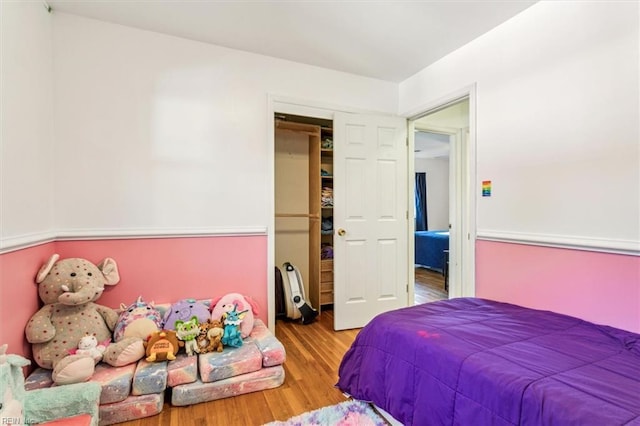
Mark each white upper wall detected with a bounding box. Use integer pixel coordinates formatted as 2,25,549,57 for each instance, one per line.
50,13,398,234
4,2,638,253
415,158,449,231
400,1,639,251
0,2,55,249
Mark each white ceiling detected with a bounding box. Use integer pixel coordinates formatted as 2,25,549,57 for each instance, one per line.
415,131,450,159
46,0,537,82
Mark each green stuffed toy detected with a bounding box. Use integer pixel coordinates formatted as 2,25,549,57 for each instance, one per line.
175,316,200,356
25,254,145,385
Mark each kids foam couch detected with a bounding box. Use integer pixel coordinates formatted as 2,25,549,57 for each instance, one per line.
21,255,286,425
24,319,286,425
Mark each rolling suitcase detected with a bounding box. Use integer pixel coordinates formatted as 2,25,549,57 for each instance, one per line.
278,262,318,324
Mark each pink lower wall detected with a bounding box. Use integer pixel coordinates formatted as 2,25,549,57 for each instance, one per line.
0,242,56,359
476,240,640,333
3,236,638,363
0,235,267,360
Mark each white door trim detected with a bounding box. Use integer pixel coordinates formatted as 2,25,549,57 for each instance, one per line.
404,84,477,300
267,94,398,331
268,96,334,333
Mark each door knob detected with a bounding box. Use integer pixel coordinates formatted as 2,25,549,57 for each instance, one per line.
337,228,346,236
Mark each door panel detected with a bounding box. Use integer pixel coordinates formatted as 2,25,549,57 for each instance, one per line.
334,112,408,330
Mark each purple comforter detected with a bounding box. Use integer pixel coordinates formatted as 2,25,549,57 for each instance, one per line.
337,298,640,425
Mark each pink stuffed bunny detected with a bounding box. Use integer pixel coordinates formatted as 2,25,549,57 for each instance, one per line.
210,293,259,338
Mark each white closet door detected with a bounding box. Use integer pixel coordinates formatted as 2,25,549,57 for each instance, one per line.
333,112,408,330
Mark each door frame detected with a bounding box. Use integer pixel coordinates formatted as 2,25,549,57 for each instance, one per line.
267,86,476,331
405,85,477,301
267,95,382,331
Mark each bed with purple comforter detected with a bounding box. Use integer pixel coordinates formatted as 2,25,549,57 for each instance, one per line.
337,298,640,425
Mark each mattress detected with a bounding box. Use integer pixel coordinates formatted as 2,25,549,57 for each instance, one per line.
337,298,640,425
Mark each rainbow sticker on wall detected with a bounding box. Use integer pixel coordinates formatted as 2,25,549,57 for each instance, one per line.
482,180,492,197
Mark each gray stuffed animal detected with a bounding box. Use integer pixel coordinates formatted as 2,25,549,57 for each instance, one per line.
25,254,145,385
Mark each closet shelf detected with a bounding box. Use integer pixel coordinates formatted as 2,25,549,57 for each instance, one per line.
275,213,320,219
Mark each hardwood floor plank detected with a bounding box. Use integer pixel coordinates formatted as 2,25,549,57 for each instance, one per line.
415,267,448,304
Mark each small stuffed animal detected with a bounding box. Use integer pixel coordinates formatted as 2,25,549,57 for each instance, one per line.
210,293,259,338
74,335,107,362
175,316,200,357
163,298,211,331
196,319,224,353
0,344,30,424
114,296,163,342
221,305,247,348
144,330,182,362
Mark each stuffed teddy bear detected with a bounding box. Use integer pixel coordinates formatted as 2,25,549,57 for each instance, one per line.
175,317,200,356
162,298,211,331
144,330,182,362
73,335,107,362
196,319,224,353
210,293,259,338
25,254,145,385
113,296,163,342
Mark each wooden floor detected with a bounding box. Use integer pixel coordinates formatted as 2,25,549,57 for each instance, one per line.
119,309,360,426
414,267,448,304
119,271,444,425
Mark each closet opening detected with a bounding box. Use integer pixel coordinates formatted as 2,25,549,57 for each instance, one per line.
274,113,334,323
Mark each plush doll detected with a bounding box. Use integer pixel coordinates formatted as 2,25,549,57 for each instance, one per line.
175,317,200,356
210,293,259,338
0,344,29,424
221,305,247,348
114,296,163,341
196,319,224,353
162,298,211,331
144,330,182,362
73,335,107,362
25,254,145,385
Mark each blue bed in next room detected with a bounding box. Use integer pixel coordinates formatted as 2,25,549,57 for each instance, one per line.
415,230,449,271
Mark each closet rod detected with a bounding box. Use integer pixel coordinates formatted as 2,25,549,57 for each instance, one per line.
275,213,320,219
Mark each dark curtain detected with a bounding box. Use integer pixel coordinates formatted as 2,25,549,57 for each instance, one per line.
415,173,428,231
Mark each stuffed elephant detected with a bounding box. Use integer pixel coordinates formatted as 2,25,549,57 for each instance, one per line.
25,254,145,385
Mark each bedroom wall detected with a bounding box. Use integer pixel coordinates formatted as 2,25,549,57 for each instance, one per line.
476,241,639,332
0,2,55,250
50,12,398,234
415,158,449,231
0,244,56,360
0,237,265,362
53,237,267,320
0,6,400,359
400,1,640,331
0,2,56,359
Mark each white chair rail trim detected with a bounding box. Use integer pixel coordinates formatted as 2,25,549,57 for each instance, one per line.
477,229,639,256
0,226,268,254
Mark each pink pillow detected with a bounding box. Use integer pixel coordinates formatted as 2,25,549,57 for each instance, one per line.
210,293,259,338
